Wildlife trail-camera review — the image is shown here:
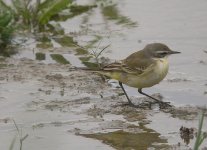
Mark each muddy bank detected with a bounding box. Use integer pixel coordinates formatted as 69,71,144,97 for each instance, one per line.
0,57,207,150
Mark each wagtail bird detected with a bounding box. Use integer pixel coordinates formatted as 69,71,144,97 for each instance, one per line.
85,43,180,107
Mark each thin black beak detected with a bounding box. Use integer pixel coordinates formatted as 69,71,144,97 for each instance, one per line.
169,50,181,54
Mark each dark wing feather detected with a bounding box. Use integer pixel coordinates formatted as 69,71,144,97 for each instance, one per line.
102,51,155,75
122,50,155,74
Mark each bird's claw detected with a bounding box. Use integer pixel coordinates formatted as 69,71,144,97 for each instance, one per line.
119,100,172,109
158,101,172,109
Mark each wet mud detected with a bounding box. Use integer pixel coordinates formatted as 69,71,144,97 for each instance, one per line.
0,57,207,149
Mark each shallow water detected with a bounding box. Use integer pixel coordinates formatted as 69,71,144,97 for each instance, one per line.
2,0,207,149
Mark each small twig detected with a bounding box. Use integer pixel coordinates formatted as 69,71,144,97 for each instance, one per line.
95,38,103,52
72,41,110,67
96,44,110,58
9,135,16,150
12,120,28,150
13,120,20,134
20,134,29,143
93,44,110,68
20,134,29,150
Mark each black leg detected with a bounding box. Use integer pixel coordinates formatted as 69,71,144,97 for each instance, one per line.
138,89,161,103
138,89,171,108
118,81,133,105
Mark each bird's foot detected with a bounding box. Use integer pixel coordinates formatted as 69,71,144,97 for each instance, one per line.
157,101,172,109
117,100,172,109
115,101,138,108
129,100,172,109
128,102,142,108
117,101,151,109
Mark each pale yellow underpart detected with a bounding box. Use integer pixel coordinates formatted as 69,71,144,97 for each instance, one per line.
98,58,169,89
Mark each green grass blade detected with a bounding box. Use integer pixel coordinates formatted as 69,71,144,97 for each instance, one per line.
38,0,72,25
0,12,12,27
9,135,16,150
193,112,205,150
38,0,56,10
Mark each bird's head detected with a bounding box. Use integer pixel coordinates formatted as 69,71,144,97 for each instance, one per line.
144,43,180,58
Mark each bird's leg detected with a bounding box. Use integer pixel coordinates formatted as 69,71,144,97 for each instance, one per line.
138,89,161,103
118,81,134,106
138,89,172,108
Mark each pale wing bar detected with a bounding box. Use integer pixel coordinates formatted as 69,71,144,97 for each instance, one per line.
102,62,149,75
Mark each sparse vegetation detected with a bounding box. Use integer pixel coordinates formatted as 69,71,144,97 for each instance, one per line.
0,0,98,53
0,10,14,56
35,52,46,60
0,0,73,31
9,120,28,150
194,112,206,150
50,54,70,64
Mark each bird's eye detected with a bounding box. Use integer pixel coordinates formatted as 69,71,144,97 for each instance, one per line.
157,51,168,55
161,52,168,55
156,51,169,58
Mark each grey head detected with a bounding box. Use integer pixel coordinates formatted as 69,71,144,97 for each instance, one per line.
143,43,180,58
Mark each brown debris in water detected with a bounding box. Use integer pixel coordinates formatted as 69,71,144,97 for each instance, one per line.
179,126,195,145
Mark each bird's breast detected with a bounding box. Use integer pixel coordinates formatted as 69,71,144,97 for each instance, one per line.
154,58,169,81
